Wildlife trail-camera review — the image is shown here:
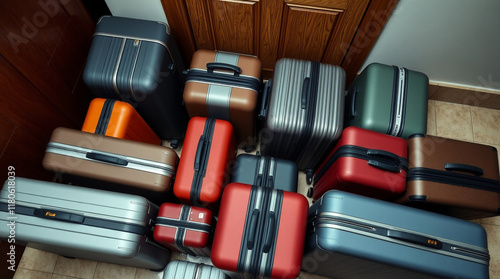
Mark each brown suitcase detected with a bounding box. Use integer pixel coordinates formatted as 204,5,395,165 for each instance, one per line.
395,134,500,219
183,50,262,151
42,127,179,205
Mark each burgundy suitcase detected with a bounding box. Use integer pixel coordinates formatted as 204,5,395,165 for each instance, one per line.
311,126,408,202
153,203,214,257
173,117,236,210
211,183,308,279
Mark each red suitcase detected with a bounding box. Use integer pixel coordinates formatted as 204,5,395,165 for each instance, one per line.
173,117,236,209
211,183,308,279
311,126,408,201
153,203,214,257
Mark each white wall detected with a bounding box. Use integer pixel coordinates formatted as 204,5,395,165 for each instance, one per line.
104,0,168,25
362,0,500,92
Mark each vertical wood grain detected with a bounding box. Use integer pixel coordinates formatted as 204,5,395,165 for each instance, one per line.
260,0,283,78
209,0,259,55
161,0,197,65
279,5,340,61
322,0,370,65
342,0,399,86
185,0,215,51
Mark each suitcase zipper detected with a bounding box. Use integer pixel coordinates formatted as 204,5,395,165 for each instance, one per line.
407,167,500,192
387,66,409,137
311,212,490,264
95,99,117,135
191,118,216,206
313,145,408,185
46,142,176,177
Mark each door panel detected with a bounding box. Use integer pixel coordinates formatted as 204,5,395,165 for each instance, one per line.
279,5,340,61
209,0,260,55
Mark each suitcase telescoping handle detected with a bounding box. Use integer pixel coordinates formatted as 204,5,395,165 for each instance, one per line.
206,62,242,76
444,163,484,176
258,79,272,122
86,152,128,166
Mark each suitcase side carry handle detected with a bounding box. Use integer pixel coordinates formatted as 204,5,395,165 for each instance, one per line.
194,136,206,171
206,62,241,76
386,230,442,249
33,208,85,224
444,163,484,176
262,212,276,253
301,77,311,109
366,149,407,172
346,86,359,120
258,79,272,121
85,152,128,166
247,209,260,250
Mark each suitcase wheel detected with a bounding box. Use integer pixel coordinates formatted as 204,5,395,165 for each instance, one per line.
305,169,314,185
307,187,313,198
170,139,180,149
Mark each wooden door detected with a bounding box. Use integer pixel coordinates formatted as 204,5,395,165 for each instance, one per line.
162,0,398,82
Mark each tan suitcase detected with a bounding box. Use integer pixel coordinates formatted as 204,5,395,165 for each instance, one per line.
395,134,500,219
42,127,179,205
183,50,262,151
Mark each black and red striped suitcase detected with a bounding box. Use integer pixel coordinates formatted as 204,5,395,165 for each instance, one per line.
153,203,214,257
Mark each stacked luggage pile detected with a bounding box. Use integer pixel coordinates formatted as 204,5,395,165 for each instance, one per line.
0,16,498,279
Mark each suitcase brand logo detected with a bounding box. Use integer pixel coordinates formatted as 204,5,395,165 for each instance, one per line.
45,211,56,217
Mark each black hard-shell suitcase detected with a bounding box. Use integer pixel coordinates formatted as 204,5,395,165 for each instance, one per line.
83,16,188,148
231,153,298,192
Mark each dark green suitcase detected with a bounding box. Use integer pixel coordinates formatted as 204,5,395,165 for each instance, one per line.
345,63,428,138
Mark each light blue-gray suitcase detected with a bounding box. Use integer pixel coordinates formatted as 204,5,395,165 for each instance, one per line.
0,177,170,270
163,260,229,279
303,190,489,279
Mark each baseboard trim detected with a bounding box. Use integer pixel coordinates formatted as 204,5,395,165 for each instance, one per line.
429,82,500,110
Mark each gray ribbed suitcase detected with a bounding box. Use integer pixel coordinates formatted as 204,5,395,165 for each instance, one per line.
0,177,170,270
259,59,345,183
163,260,229,279
83,16,188,148
303,190,490,279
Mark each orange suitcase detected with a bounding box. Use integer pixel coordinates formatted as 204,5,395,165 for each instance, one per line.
82,98,161,145
173,117,236,210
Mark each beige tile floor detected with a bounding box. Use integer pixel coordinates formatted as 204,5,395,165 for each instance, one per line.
11,100,500,279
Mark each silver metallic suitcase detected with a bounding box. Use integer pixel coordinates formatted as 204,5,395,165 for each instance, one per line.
163,260,229,279
0,177,170,270
303,190,490,279
259,58,345,183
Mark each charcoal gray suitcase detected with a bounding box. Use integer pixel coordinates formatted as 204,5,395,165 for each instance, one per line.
163,260,229,279
231,153,298,192
259,58,345,183
303,190,490,279
0,177,170,270
83,16,188,148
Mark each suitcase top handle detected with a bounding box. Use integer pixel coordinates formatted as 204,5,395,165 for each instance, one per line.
444,163,484,176
206,62,241,76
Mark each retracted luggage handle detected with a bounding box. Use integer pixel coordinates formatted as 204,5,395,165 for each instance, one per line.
206,62,242,76
386,230,442,249
247,209,260,249
86,152,128,166
301,77,311,109
444,163,484,176
258,79,273,122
